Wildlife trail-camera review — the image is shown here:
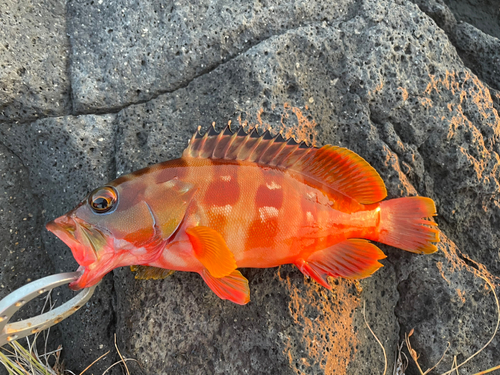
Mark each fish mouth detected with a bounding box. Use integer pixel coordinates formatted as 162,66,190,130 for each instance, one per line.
46,216,107,290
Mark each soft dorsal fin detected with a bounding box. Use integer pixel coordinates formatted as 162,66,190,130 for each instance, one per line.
183,125,387,204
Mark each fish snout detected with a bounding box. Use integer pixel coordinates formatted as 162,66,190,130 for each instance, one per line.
46,215,75,233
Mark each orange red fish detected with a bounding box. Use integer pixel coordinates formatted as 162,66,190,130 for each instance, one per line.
46,126,439,304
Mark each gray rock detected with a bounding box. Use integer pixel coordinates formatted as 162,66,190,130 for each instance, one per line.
395,234,500,374
67,0,355,113
410,0,457,34
0,0,71,123
1,0,500,374
443,0,500,39
453,23,500,91
411,0,500,91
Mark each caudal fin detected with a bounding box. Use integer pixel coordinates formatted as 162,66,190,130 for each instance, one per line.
378,197,439,254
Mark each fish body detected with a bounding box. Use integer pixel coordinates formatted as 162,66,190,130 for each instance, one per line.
47,126,439,304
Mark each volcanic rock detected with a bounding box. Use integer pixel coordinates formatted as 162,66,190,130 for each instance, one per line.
1,0,499,374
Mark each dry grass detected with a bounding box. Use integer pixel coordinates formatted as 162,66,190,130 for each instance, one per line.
393,342,408,375
0,293,137,375
363,275,499,375
363,301,388,375
1,333,137,375
0,291,63,375
403,276,499,375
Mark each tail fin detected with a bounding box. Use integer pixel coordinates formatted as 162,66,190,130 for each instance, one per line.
378,197,439,254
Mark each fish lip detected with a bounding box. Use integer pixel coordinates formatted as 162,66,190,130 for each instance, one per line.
69,255,115,290
73,217,101,259
46,219,91,289
46,217,82,255
68,265,104,290
47,216,111,290
46,216,99,267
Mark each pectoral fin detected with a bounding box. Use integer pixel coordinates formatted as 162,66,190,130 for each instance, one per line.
186,226,237,278
130,265,175,280
200,269,250,305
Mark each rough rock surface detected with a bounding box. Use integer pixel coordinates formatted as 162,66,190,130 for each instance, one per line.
0,143,58,341
66,0,356,113
0,0,71,122
1,0,499,374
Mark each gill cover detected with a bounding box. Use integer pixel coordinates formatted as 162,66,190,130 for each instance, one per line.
144,179,197,239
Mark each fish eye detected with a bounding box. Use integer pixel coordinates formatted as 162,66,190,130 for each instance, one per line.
89,186,118,214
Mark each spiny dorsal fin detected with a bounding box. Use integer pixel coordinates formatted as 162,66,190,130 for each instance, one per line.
183,125,387,204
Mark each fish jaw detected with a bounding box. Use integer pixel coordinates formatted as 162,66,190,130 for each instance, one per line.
46,215,98,267
68,257,115,290
46,215,114,289
46,214,167,290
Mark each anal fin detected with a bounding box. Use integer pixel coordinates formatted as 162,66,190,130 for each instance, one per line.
200,269,250,305
130,265,175,280
296,239,387,288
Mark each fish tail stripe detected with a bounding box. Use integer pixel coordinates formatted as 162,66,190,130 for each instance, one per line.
376,197,439,254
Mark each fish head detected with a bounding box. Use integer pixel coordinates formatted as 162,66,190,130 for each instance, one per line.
46,172,197,290
46,182,166,290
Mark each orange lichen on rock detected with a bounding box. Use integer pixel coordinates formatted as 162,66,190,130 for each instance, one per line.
422,70,500,187
236,103,319,146
437,233,499,291
256,107,265,128
419,97,433,108
424,70,462,96
281,103,318,146
423,70,499,131
277,268,360,375
456,289,466,304
398,87,409,101
436,261,449,284
368,80,384,97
